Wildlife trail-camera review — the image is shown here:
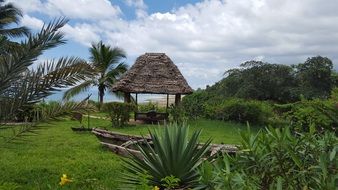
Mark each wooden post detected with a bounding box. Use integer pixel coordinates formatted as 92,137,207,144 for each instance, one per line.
135,93,138,121
124,92,131,103
166,94,169,110
175,94,181,106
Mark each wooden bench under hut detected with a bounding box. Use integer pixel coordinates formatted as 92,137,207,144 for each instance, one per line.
111,53,193,123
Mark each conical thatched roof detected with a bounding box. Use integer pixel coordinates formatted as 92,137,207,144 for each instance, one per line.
111,53,193,94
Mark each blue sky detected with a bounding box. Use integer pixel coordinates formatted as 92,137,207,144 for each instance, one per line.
6,0,338,101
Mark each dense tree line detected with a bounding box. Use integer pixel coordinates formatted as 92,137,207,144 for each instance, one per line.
205,56,337,103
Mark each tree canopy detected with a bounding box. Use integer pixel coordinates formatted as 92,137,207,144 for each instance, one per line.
204,56,337,103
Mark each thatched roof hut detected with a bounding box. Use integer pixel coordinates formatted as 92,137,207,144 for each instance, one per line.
111,53,193,106
112,53,193,95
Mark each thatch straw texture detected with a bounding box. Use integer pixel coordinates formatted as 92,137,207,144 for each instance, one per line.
111,53,193,94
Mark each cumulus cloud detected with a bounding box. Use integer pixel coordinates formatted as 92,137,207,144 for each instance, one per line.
8,0,121,20
125,0,148,18
61,23,101,46
12,0,338,88
21,14,44,29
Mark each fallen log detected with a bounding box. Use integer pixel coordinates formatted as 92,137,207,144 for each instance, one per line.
93,128,238,159
101,142,144,160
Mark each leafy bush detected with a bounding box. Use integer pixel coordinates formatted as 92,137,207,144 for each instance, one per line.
283,99,337,133
199,127,338,190
168,104,187,124
182,91,209,119
205,98,273,125
102,102,136,127
121,124,211,189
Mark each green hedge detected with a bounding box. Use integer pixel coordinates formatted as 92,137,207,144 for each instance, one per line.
102,102,136,127
181,91,208,120
204,98,273,125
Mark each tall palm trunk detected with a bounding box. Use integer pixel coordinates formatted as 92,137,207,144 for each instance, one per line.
98,83,105,110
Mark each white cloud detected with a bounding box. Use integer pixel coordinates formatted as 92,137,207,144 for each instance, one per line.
125,0,148,18
61,23,101,46
125,0,147,9
14,0,338,88
21,14,44,29
8,0,121,20
6,0,43,12
43,0,121,20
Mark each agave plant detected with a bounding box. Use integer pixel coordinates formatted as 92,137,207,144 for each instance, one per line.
121,124,212,189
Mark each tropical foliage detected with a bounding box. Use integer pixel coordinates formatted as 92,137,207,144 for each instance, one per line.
1,99,93,143
201,56,337,103
199,127,338,190
0,1,95,141
0,17,94,121
0,0,29,38
102,102,136,127
204,98,273,125
63,41,128,108
121,124,211,189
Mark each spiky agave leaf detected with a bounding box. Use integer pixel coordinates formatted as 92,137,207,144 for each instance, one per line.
121,124,212,189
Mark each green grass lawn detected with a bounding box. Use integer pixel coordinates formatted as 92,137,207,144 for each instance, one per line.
84,117,258,144
0,118,258,189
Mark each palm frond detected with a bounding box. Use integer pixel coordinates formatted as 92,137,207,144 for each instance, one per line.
90,41,126,73
1,123,40,143
0,1,30,37
0,26,30,38
0,57,94,118
63,80,94,100
1,98,95,143
0,17,68,92
35,99,95,121
105,62,128,84
29,57,94,100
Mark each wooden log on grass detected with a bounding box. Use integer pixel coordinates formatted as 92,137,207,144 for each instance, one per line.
101,142,144,160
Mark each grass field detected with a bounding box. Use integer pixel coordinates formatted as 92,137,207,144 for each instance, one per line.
0,118,258,189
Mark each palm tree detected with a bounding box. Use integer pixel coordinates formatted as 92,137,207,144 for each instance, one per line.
0,0,29,55
0,18,95,120
0,0,95,141
0,0,29,38
63,41,128,108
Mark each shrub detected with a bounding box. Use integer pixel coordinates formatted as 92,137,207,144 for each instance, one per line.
284,99,337,133
102,102,136,127
205,98,273,125
168,104,187,124
198,127,338,190
121,124,211,189
182,91,209,119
